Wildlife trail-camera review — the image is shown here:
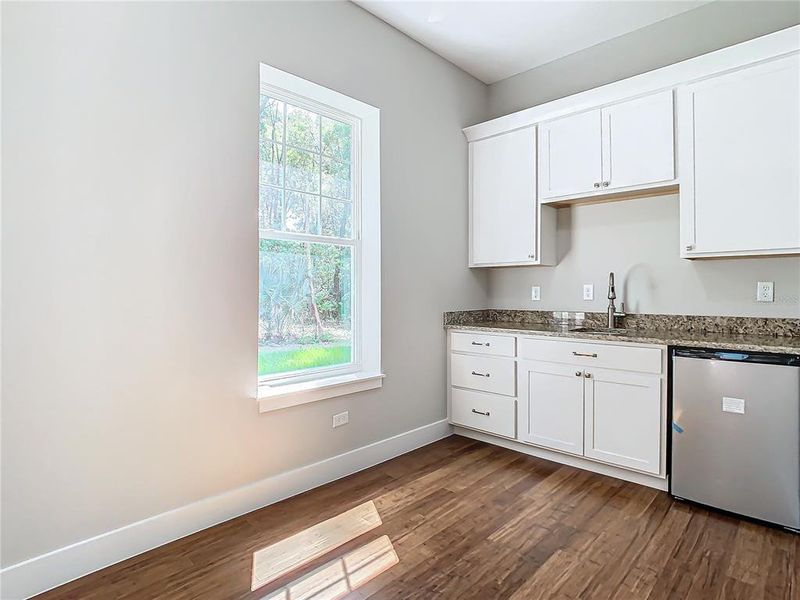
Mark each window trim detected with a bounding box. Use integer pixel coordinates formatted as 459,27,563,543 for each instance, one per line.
257,63,381,410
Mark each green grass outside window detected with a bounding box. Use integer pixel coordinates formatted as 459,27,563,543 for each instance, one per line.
258,344,352,377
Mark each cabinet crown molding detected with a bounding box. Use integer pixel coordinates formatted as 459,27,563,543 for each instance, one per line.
464,25,800,142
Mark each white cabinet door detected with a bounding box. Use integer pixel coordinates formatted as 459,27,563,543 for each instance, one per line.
518,360,585,455
679,53,800,257
470,127,537,265
601,90,674,190
539,109,602,199
584,368,661,474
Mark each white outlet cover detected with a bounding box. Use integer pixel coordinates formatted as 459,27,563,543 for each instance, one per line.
332,411,349,428
583,284,594,301
756,281,774,302
531,286,541,301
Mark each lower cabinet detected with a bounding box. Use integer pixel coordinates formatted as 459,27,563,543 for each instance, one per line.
451,353,516,396
584,367,661,474
449,330,666,481
518,359,662,475
451,388,516,439
518,361,585,455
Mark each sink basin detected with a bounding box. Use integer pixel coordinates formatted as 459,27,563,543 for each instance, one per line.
569,327,628,336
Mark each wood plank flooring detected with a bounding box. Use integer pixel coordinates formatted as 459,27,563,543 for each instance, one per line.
36,435,798,599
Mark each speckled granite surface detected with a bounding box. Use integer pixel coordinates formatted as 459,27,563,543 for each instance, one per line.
444,310,800,354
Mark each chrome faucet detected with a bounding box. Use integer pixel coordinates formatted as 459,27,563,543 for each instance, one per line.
607,272,625,329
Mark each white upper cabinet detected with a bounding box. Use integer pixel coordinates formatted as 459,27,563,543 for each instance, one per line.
538,92,675,202
464,26,799,262
538,109,602,199
679,53,800,258
469,127,556,267
601,90,675,190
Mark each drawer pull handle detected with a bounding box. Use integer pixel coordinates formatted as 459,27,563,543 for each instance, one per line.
471,371,490,378
471,341,490,347
572,351,598,358
472,409,490,416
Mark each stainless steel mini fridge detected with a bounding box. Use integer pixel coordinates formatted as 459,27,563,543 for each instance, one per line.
671,347,800,531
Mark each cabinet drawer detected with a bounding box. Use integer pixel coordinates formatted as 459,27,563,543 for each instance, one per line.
519,337,662,374
451,331,516,357
451,353,516,396
451,388,516,438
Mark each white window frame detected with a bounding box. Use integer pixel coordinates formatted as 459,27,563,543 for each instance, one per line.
257,64,382,412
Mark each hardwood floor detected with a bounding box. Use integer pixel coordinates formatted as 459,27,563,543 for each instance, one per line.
37,435,798,600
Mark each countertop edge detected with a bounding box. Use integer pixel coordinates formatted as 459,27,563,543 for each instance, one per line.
445,324,800,355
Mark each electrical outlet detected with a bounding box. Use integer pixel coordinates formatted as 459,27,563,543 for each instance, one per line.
531,286,541,301
332,411,349,428
756,281,774,302
583,284,594,301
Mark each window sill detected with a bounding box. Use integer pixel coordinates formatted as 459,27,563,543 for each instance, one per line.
257,372,385,413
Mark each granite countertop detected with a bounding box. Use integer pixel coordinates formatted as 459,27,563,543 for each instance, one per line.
444,312,800,355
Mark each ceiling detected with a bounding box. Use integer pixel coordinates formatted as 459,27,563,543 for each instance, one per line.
355,1,712,84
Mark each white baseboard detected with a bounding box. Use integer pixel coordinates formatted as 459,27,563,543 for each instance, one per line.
0,419,453,600
454,426,669,492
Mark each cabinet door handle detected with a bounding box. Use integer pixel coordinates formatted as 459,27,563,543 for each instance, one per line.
584,372,592,378
471,341,490,347
572,351,598,358
593,182,600,188
471,409,490,416
471,371,490,377
685,244,694,251
575,371,582,377
602,181,610,187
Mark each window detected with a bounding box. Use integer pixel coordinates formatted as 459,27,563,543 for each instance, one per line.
258,64,381,411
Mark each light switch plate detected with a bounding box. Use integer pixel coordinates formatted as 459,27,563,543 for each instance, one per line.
756,281,774,302
332,411,349,428
531,286,541,301
583,284,594,301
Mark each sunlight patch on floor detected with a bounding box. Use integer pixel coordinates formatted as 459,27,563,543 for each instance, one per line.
260,535,399,600
251,500,382,591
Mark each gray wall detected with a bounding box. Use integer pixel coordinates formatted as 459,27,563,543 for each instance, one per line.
1,1,488,566
488,1,800,118
486,1,800,318
489,195,800,317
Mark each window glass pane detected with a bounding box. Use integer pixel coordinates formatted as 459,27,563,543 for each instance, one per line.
286,104,320,151
284,191,320,235
286,147,320,193
322,157,351,200
321,117,351,162
259,185,283,231
259,240,353,377
259,142,284,187
260,96,284,144
321,198,352,238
